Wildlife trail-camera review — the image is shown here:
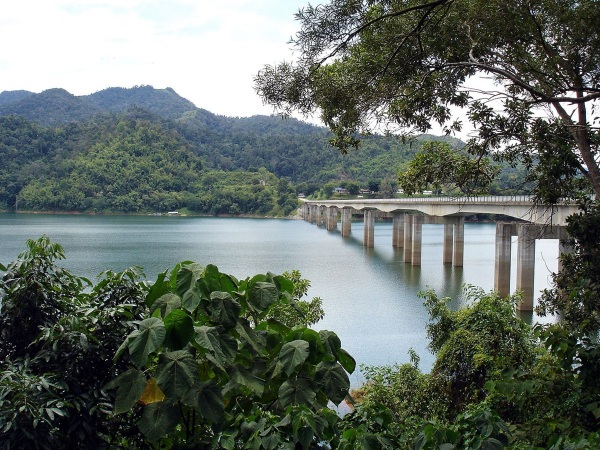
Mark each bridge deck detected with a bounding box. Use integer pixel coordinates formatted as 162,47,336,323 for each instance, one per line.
301,196,578,226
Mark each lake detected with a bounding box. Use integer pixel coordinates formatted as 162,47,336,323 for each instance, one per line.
0,213,559,385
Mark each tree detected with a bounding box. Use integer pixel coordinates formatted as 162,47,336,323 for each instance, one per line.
255,0,600,203
398,141,499,195
0,237,149,448
108,262,355,448
378,175,398,198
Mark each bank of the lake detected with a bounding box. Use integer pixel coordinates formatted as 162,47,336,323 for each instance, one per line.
0,213,559,385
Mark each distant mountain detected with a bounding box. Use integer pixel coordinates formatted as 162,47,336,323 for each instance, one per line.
84,86,198,120
0,90,34,106
0,88,101,126
0,85,220,127
0,85,457,184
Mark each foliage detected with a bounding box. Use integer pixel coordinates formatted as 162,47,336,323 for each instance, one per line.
264,269,325,327
398,141,500,195
256,0,600,201
0,236,149,449
188,168,298,216
16,113,203,213
108,261,355,448
350,287,538,447
537,200,600,334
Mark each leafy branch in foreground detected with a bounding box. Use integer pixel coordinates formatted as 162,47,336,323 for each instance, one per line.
108,262,355,448
0,236,150,449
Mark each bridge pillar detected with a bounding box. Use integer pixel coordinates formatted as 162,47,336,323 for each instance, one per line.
363,210,375,247
494,222,514,298
516,224,538,311
341,208,352,237
453,217,465,267
309,205,319,223
411,215,424,266
318,206,327,227
443,221,453,263
326,207,338,231
392,213,404,248
403,215,413,263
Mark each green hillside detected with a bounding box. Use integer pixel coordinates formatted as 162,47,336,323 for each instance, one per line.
0,85,527,215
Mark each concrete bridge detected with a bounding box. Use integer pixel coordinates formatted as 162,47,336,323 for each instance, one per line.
300,196,579,311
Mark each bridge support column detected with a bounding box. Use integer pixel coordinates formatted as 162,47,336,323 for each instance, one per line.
319,206,327,227
411,215,423,266
516,224,538,311
326,207,338,231
494,222,514,298
443,221,453,264
309,205,317,224
453,217,465,267
392,213,404,248
342,208,352,237
403,215,413,263
341,208,352,237
363,210,375,247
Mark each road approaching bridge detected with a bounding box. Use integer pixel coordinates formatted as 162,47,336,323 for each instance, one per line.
300,196,578,311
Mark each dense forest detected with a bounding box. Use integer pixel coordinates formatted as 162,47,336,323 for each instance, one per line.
0,86,528,215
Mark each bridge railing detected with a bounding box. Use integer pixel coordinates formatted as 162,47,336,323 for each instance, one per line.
303,195,581,205
304,195,536,204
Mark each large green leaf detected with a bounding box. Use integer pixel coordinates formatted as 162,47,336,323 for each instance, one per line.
127,318,166,367
185,381,224,423
337,348,356,374
235,322,266,355
261,433,282,450
210,291,241,328
195,325,234,369
150,293,181,318
224,365,265,397
145,269,169,308
137,401,179,442
319,330,341,360
182,288,202,313
203,265,238,294
176,262,204,298
272,274,294,295
156,350,199,401
278,340,310,376
279,378,317,408
104,369,146,414
249,282,279,312
163,309,195,350
316,361,350,404
202,264,223,292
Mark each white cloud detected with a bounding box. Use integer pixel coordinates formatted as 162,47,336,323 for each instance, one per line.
0,0,305,117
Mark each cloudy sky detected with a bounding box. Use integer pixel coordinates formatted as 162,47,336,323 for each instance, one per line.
1,0,307,118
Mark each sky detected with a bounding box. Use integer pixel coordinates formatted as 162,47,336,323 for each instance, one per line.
0,0,308,118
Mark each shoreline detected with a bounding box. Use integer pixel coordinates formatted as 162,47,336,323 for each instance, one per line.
0,209,303,220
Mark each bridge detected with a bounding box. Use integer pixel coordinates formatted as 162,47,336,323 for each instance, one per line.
300,196,579,311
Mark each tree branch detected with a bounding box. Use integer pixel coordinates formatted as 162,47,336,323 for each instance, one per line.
314,0,454,67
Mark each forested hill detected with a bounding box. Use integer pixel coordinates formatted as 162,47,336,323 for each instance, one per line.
0,85,475,215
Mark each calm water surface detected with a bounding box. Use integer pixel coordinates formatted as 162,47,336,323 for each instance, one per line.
0,213,559,385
